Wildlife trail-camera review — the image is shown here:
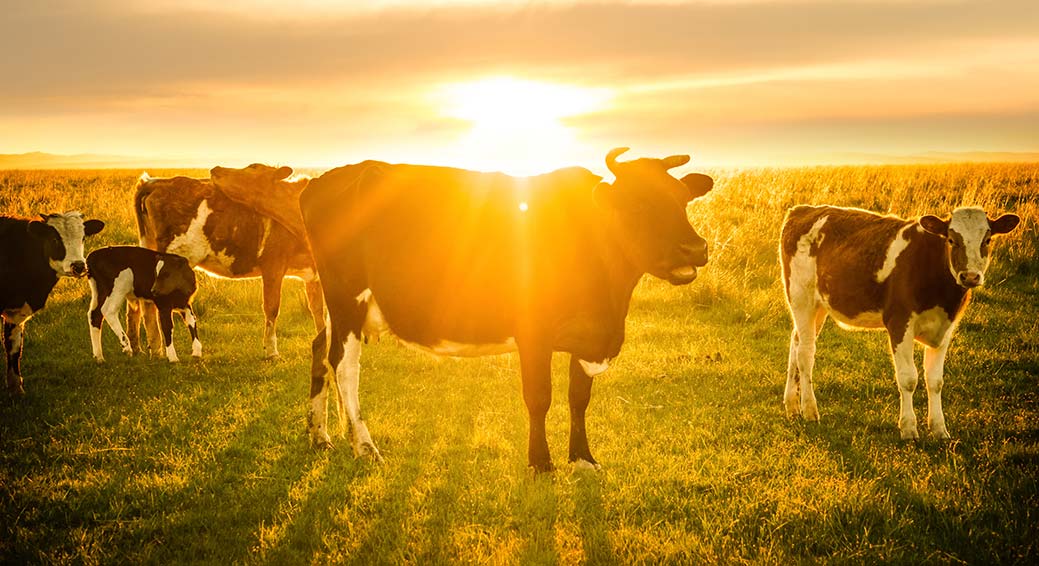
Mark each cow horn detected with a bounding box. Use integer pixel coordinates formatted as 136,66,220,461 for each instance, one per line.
605,147,630,175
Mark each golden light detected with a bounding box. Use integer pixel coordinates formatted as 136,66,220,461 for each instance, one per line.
438,77,611,175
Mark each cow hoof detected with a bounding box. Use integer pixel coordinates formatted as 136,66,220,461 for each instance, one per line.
530,461,556,474
900,429,920,441
8,382,25,397
932,429,951,441
313,438,334,450
356,442,383,462
94,356,105,365
572,459,601,472
311,429,333,449
802,405,820,422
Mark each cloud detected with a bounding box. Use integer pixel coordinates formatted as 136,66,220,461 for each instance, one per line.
2,0,1037,163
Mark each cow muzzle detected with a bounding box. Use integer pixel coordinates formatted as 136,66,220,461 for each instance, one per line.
71,261,86,276
957,271,983,288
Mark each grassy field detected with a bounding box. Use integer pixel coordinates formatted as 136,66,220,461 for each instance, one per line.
1,164,1037,564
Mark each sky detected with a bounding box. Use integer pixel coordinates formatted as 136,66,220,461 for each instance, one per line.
2,0,1038,173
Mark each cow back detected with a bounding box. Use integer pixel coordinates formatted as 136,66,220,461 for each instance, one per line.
302,163,611,345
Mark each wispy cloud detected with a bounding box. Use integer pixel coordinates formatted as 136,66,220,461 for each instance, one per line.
2,0,1037,165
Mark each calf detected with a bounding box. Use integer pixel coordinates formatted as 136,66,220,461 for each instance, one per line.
1,212,105,394
780,205,1020,439
87,246,200,363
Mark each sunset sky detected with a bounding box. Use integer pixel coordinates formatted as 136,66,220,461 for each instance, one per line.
3,0,1038,173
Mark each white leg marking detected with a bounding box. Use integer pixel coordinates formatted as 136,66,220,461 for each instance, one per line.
166,342,180,363
88,279,104,361
784,328,800,417
923,341,951,439
100,269,135,355
336,332,380,460
182,309,202,358
785,219,827,422
572,458,601,472
310,361,332,446
263,320,279,358
890,321,919,440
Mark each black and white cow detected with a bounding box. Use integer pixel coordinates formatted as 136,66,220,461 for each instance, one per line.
780,205,1020,439
87,246,200,363
300,148,714,471
1,212,105,394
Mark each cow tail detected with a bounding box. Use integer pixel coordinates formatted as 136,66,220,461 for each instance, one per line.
134,173,156,248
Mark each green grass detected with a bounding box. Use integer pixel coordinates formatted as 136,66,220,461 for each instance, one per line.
1,165,1037,564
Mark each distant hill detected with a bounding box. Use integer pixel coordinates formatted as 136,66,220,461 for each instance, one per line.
2,150,1037,171
0,151,208,170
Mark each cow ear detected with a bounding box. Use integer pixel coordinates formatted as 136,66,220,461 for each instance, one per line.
84,219,105,236
681,173,713,202
989,213,1020,235
662,155,690,170
27,220,53,238
919,215,948,236
275,166,293,180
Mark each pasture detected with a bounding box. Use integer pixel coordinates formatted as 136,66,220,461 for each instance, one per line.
1,164,1037,564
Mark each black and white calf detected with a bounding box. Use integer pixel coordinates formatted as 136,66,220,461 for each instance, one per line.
780,205,1020,439
87,246,200,363
1,212,105,394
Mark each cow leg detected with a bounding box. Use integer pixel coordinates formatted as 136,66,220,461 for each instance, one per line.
304,280,326,334
261,269,287,358
181,306,202,358
923,340,951,440
101,306,134,357
784,328,800,417
519,342,554,472
126,299,143,354
330,329,380,460
790,306,825,421
142,301,164,357
888,324,919,440
309,327,334,447
568,356,599,470
4,322,25,396
88,278,107,363
158,307,179,363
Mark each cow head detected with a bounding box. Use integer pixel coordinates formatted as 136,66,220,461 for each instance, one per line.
210,163,300,191
27,212,105,277
594,148,713,284
919,207,1020,288
152,254,196,297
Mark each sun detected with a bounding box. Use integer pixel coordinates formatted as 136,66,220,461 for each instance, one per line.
438,77,611,175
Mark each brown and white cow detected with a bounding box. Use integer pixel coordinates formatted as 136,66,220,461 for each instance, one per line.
300,148,714,471
88,246,200,363
1,212,105,394
134,164,322,358
780,205,1020,439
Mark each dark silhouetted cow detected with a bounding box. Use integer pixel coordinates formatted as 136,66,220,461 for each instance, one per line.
87,246,200,363
301,148,714,471
781,205,1020,439
1,212,104,394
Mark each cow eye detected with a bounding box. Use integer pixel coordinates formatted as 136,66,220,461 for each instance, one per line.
983,237,991,246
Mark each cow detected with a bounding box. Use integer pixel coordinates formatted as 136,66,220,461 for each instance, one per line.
87,246,200,363
300,148,714,472
1,212,105,394
134,164,322,358
780,205,1020,439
